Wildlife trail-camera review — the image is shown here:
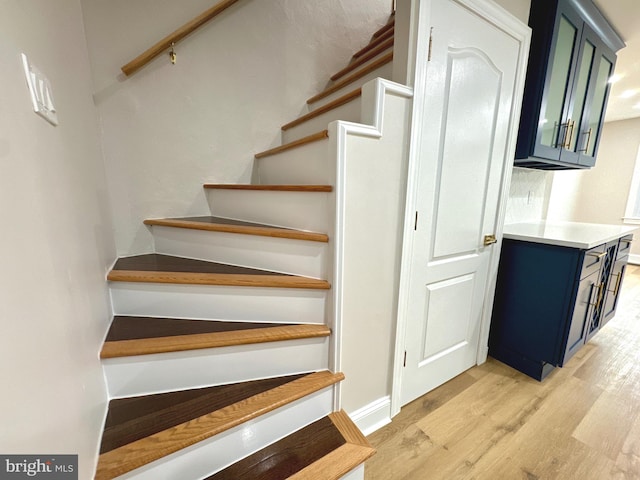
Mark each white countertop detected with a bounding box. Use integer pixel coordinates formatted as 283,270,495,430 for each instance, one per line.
503,221,637,249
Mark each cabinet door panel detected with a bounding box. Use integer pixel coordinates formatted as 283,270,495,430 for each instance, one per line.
601,258,626,327
579,51,614,165
585,241,617,340
534,10,580,160
565,39,595,154
562,271,597,365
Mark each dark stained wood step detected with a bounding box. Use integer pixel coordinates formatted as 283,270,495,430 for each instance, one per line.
207,416,343,479
95,371,345,480
207,410,375,480
282,89,362,131
331,36,394,81
254,130,328,159
101,316,331,358
307,52,393,105
144,216,329,243
203,184,333,192
107,254,331,289
100,374,304,454
353,27,394,59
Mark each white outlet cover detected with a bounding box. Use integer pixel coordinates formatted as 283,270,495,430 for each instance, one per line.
21,53,58,126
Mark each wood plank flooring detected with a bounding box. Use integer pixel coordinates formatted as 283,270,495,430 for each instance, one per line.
365,265,640,480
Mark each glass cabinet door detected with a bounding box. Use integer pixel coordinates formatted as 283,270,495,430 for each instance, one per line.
578,45,615,166
566,40,595,153
535,13,580,160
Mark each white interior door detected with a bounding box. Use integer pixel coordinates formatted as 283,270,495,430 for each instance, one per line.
400,0,522,406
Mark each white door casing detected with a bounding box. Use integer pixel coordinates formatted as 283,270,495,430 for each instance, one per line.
392,0,531,410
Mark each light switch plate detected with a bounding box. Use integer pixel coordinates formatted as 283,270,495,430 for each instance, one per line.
21,53,58,126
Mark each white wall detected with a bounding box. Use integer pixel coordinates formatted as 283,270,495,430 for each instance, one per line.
546,118,640,256
81,0,392,255
0,1,115,478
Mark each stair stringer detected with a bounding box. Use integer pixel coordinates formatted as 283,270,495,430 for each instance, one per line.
326,78,413,426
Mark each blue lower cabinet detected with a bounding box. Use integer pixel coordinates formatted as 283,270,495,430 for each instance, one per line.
489,237,625,380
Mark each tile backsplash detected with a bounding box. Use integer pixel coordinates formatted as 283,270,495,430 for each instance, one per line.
505,167,553,225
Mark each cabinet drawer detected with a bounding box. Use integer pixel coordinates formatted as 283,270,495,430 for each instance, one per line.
617,235,633,259
581,244,606,279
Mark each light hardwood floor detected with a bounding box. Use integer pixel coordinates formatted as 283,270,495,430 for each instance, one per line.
365,265,640,480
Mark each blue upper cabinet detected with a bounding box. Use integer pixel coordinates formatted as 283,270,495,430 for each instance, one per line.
515,0,624,170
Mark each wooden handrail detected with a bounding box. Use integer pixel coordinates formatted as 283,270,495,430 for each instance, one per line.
121,0,241,76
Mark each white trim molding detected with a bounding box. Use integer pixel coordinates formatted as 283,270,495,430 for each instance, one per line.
629,254,640,265
328,78,413,412
348,396,392,436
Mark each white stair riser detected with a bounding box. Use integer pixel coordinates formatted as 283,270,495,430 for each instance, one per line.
116,388,334,480
341,465,366,480
206,189,331,232
151,225,329,279
110,282,327,323
282,97,362,144
104,337,330,398
308,63,393,111
257,138,330,185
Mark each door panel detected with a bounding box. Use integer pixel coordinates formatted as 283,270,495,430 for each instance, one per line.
421,274,475,362
401,0,520,406
432,49,501,260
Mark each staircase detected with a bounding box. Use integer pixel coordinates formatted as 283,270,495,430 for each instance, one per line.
97,15,400,480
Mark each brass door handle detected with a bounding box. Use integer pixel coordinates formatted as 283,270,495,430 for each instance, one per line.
483,234,497,246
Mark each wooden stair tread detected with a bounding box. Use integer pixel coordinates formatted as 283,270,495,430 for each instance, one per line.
101,317,330,358
204,184,333,192
207,410,375,480
331,36,394,82
353,26,394,59
108,254,331,289
307,51,393,105
144,216,329,242
282,89,362,131
95,371,345,480
255,130,328,159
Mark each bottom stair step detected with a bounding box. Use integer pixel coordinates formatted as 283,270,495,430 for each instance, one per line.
208,410,375,480
96,371,344,479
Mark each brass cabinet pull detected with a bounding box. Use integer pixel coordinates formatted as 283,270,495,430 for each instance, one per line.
610,272,622,296
589,282,605,309
588,282,600,307
578,128,592,153
483,234,497,246
586,251,607,260
558,119,575,149
565,120,575,149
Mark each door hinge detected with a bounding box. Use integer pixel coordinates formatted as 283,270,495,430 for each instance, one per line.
428,28,433,61
403,351,407,367
414,211,418,230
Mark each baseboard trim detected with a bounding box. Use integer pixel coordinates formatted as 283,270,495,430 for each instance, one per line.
629,254,640,265
348,396,391,436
